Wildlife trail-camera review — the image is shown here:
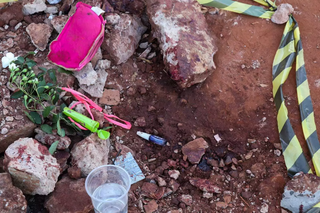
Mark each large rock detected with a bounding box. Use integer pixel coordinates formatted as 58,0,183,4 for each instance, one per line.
71,133,110,176
182,138,209,164
26,23,53,51
0,77,36,153
0,173,27,213
34,128,71,150
22,0,47,15
146,0,217,88
45,176,93,213
3,138,60,195
51,15,69,33
281,172,320,212
0,3,24,27
103,13,147,64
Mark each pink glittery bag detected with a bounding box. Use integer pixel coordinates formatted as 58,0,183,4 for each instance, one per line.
48,2,105,71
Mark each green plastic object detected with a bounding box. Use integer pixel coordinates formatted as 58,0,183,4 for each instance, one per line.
63,107,110,139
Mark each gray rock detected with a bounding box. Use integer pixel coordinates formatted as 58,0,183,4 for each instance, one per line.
0,173,27,213
71,133,110,176
91,47,102,69
281,172,320,212
45,6,58,14
103,14,147,64
34,128,71,150
73,63,97,86
22,0,47,15
79,61,108,98
4,138,60,195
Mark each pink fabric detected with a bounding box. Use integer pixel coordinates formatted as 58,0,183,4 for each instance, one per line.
61,87,132,130
48,2,105,71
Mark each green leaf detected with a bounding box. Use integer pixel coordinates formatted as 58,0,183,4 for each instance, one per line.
52,114,59,123
41,124,52,134
30,111,42,124
37,79,46,94
102,126,113,131
26,61,36,68
42,106,54,118
39,67,48,73
40,93,51,101
23,111,34,123
60,103,67,112
57,119,65,137
48,69,57,83
17,56,25,64
49,141,59,155
11,90,24,99
57,67,73,75
52,94,59,105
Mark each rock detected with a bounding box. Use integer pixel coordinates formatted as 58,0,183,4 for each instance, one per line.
189,178,221,193
26,23,53,51
45,176,93,213
91,47,102,68
100,89,121,105
207,158,219,167
45,6,58,14
79,62,108,98
4,138,60,195
168,170,180,180
144,200,158,213
281,173,320,212
0,38,14,51
203,192,213,198
216,202,228,209
260,203,269,213
241,190,252,199
142,182,158,196
271,4,294,25
73,63,97,86
168,179,180,192
146,0,217,88
71,133,110,176
134,117,146,127
0,173,27,213
34,128,71,150
68,166,82,179
103,14,147,64
157,176,166,186
182,138,209,164
0,4,23,27
53,150,70,173
108,0,145,15
178,194,192,206
22,0,47,15
51,15,68,33
229,171,239,178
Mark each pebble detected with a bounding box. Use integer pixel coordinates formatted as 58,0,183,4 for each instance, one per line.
274,149,282,156
216,201,228,208
203,192,213,198
14,23,22,31
179,194,192,206
214,134,222,142
157,117,165,125
260,203,269,213
1,127,8,134
245,151,253,160
139,42,148,49
273,143,282,150
148,106,156,112
168,170,180,180
5,116,13,122
134,117,146,127
157,177,166,187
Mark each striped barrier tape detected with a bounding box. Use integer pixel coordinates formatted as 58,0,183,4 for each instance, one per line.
197,0,320,211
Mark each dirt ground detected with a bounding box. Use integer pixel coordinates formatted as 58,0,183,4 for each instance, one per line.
3,0,320,212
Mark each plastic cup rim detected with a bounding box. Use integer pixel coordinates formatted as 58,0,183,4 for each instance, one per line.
85,164,131,202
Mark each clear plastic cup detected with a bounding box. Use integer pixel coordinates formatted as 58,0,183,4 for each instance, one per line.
85,165,131,213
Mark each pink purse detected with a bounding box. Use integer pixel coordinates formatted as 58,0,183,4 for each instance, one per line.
48,2,105,71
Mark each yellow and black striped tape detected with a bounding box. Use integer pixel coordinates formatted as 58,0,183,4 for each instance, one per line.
198,0,320,210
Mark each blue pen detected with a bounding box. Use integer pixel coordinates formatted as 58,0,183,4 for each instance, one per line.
137,131,166,146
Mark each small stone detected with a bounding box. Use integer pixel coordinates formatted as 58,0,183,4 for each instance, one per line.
260,203,269,213
51,15,68,33
232,158,238,165
1,127,8,134
214,134,222,142
148,105,156,112
241,190,252,199
142,182,158,197
219,159,225,167
68,166,82,179
100,89,121,106
207,158,219,167
126,87,136,96
157,117,165,125
168,170,180,180
271,3,294,25
216,202,228,208
139,42,148,49
251,163,266,177
168,179,180,192
22,0,47,15
229,171,238,178
147,52,156,59
182,138,209,164
144,200,158,213
134,117,146,127
224,195,232,204
225,156,232,165
26,23,53,51
189,178,221,193
157,176,166,187
274,143,282,150
274,149,282,156
6,31,17,38
139,87,147,94
178,194,192,206
247,138,256,143
14,23,22,31
245,151,253,160
231,164,237,171
203,192,213,198
45,6,58,14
